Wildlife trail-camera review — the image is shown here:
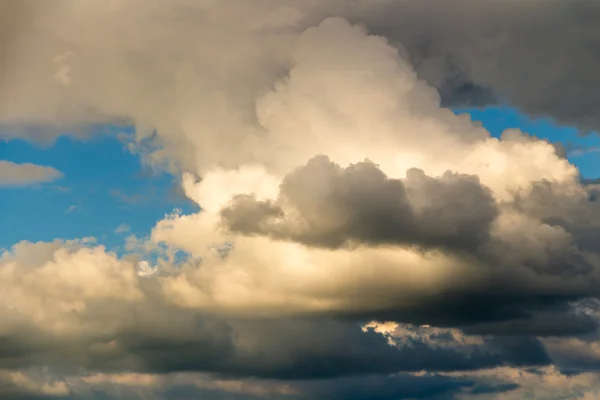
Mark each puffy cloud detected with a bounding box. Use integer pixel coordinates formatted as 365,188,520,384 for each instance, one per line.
0,0,302,150
0,161,62,186
0,1,595,155
0,0,597,149
0,239,143,336
0,241,551,381
0,239,597,397
221,156,497,251
146,18,599,339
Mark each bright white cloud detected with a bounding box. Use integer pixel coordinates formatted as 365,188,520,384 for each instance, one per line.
0,239,143,335
148,17,588,322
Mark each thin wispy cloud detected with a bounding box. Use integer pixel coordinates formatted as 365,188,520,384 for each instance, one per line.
109,188,144,205
64,205,78,214
0,160,62,187
114,223,130,234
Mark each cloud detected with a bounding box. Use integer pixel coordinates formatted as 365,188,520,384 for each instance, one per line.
145,18,599,339
7,365,600,400
0,241,554,381
64,205,79,214
449,365,600,400
351,0,600,133
221,155,498,251
1,369,476,400
71,371,299,400
114,223,130,234
0,0,598,146
0,369,69,400
0,161,62,186
2,1,600,399
109,189,144,205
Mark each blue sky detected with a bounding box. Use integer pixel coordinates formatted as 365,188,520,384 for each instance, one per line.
0,128,197,251
1,106,598,251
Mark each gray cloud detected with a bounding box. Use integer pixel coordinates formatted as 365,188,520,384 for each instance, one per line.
0,160,63,186
512,180,600,253
0,369,513,400
221,155,497,251
0,308,545,380
0,312,557,399
0,0,597,149
0,241,555,383
290,373,477,400
348,0,600,132
0,369,70,400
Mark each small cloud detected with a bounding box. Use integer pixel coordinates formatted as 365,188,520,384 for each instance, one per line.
137,261,158,277
53,51,78,86
65,205,79,214
110,188,144,205
0,161,63,187
567,146,600,158
52,185,71,193
114,223,130,234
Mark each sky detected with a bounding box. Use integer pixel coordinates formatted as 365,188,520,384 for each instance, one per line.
0,130,197,251
3,1,600,399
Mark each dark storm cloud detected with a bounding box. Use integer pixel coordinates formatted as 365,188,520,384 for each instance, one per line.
346,0,600,132
157,386,283,400
0,369,70,400
63,372,522,400
296,373,476,400
221,155,497,251
61,372,514,400
215,319,550,379
544,342,600,372
0,305,551,383
0,393,68,400
461,310,599,338
0,389,69,400
347,289,598,337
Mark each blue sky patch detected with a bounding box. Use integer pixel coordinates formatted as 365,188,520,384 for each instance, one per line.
0,131,197,250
